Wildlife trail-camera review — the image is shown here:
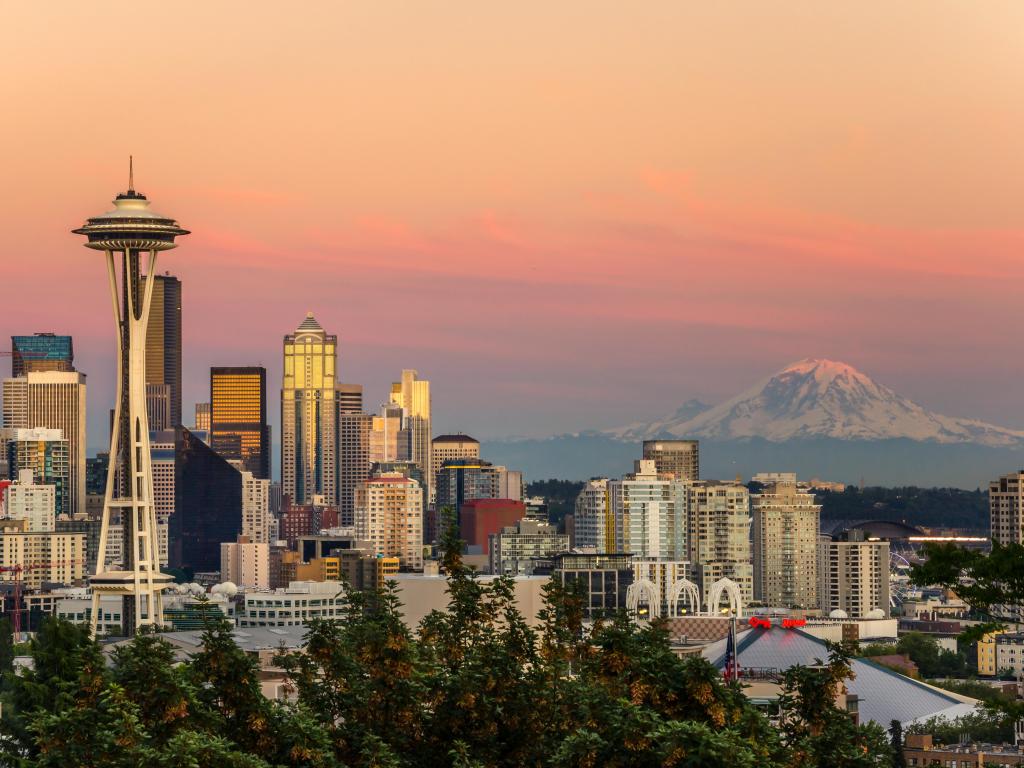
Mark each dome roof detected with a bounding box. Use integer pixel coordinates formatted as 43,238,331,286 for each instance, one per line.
828,609,849,619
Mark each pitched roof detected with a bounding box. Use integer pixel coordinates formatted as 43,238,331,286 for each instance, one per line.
296,312,323,332
702,626,978,727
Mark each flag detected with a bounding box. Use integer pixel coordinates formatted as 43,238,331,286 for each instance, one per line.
724,619,741,683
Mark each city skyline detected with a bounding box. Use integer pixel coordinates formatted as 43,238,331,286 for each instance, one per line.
2,3,1023,456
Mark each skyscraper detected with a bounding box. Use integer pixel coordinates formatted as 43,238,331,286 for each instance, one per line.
818,531,890,619
11,334,74,376
145,383,172,431
354,472,423,570
336,383,363,414
751,473,820,608
281,313,337,506
389,369,432,502
142,273,182,427
642,440,699,481
370,403,404,465
337,411,371,527
609,460,687,561
241,471,271,544
574,478,612,550
2,371,87,515
431,434,480,505
683,479,753,608
210,366,270,479
194,402,210,431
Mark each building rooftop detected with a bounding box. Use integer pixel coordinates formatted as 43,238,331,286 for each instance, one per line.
432,434,480,444
295,312,323,332
702,625,978,727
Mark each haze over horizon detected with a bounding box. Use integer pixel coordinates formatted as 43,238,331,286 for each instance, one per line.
2,3,1023,455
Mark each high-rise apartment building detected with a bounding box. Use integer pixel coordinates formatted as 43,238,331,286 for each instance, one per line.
389,369,432,503
241,471,271,544
4,469,56,532
142,274,182,426
751,474,820,608
683,479,753,608
0,519,85,590
431,434,480,502
4,427,70,517
337,412,372,527
194,402,210,431
2,371,87,515
211,366,270,479
818,531,890,619
151,430,175,567
990,471,1024,545
220,535,269,589
354,472,423,570
574,478,612,550
642,440,699,481
609,460,687,561
11,334,74,376
281,313,336,506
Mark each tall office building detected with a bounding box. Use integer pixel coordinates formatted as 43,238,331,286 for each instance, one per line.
609,460,687,561
990,471,1024,545
642,440,699,481
336,383,363,414
751,473,820,608
389,369,432,502
354,472,423,570
151,430,176,567
574,478,612,550
435,458,516,526
142,273,182,426
4,427,70,517
210,366,270,479
169,427,242,573
337,412,372,527
683,479,753,608
369,403,404,464
194,402,210,431
818,531,890,619
281,313,336,506
11,334,74,376
2,371,87,515
431,434,480,503
145,383,172,431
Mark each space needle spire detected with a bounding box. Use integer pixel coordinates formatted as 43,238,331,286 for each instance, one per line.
73,164,189,636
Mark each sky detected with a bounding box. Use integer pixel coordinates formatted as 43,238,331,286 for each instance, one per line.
1,2,1023,456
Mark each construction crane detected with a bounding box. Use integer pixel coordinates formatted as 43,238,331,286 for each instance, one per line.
0,560,86,641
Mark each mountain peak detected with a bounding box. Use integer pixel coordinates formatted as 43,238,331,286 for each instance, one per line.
613,359,1024,447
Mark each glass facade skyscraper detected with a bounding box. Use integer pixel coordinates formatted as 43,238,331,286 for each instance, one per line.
11,334,74,376
142,274,182,426
281,313,336,505
210,366,270,479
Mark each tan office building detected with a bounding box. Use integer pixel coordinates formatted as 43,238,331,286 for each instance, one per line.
642,440,699,481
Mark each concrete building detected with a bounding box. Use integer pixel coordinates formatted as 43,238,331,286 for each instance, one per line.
431,434,480,505
369,403,404,465
337,411,372,527
145,383,172,431
151,431,175,566
2,371,87,515
241,471,271,544
335,383,363,415
281,313,336,506
4,427,69,517
435,459,519,527
818,532,890,619
551,552,634,619
389,369,432,504
237,580,348,627
683,479,753,608
354,472,423,570
752,475,820,608
10,333,74,377
194,402,210,431
220,535,269,589
574,478,612,550
387,573,548,629
990,471,1024,545
4,468,56,532
609,460,687,561
142,274,183,427
460,498,526,555
489,518,568,575
211,366,270,479
642,440,699,481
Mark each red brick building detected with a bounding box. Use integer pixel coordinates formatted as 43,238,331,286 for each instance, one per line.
460,499,525,554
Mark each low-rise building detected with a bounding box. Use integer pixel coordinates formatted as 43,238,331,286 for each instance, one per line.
238,580,348,627
903,734,1024,767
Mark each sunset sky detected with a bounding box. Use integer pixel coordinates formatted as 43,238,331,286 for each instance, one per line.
2,2,1023,454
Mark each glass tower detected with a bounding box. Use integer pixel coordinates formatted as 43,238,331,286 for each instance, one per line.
142,274,182,427
281,313,336,505
11,333,74,376
210,366,270,479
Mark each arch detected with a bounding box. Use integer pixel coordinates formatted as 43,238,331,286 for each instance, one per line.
706,577,743,617
666,578,701,618
626,578,661,620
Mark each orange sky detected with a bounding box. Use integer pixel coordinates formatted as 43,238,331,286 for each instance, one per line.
1,2,1023,447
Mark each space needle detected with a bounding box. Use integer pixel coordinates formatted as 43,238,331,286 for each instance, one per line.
73,161,188,636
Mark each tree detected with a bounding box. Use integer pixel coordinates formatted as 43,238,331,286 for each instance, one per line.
888,720,906,768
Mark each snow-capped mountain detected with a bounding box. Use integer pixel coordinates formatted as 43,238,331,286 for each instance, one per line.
614,359,1024,447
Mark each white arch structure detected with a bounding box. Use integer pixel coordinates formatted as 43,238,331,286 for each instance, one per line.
626,578,661,620
666,578,701,618
705,577,743,617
